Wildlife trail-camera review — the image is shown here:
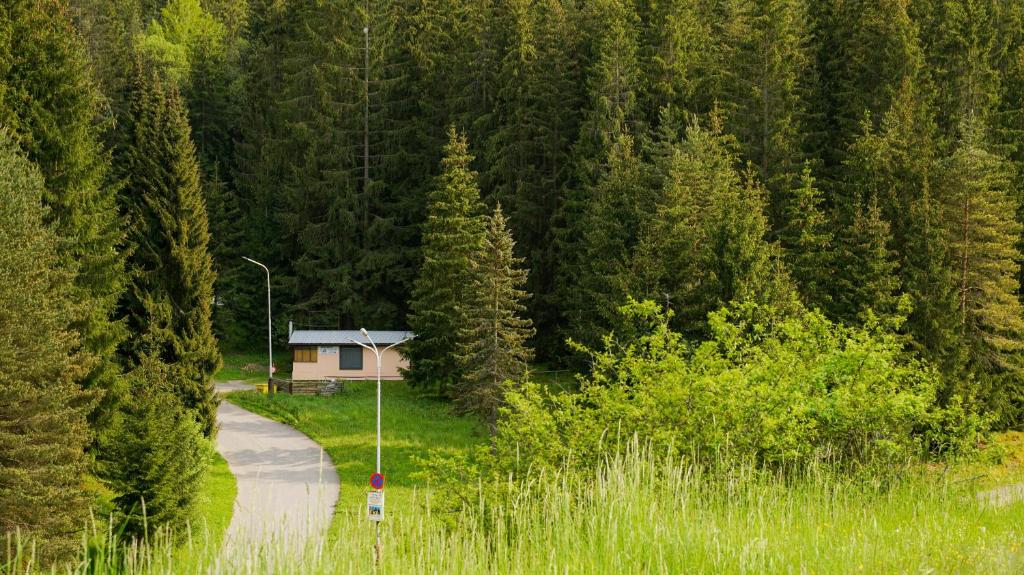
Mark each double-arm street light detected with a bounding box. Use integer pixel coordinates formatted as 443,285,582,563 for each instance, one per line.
347,328,413,562
242,257,273,390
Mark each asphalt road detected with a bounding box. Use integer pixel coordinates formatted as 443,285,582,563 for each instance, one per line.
214,387,339,552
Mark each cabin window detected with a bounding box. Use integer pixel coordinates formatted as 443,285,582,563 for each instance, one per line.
293,346,318,363
340,346,363,370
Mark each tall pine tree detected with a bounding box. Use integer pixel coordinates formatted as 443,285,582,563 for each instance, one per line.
117,60,220,436
831,195,902,324
779,166,834,310
939,120,1024,421
455,204,535,428
0,133,93,565
406,127,486,391
0,0,126,427
632,118,794,336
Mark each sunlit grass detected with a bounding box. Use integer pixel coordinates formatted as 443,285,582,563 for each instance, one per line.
213,350,292,384
226,381,484,526
11,442,1024,574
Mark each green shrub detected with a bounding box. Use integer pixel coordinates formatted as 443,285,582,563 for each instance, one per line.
490,299,985,476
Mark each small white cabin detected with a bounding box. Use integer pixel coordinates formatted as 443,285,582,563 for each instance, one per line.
288,328,412,380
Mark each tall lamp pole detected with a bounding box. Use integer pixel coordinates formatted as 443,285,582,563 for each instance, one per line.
348,328,413,563
242,257,273,391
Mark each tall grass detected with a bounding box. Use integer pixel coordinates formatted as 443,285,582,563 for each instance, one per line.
10,445,1024,574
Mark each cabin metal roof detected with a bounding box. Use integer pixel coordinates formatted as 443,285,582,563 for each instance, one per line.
288,330,414,346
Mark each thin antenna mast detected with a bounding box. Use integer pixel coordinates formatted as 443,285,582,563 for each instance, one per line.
363,20,370,234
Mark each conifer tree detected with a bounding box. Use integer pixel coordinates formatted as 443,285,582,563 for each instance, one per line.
117,61,220,436
914,0,1008,141
813,0,926,166
0,133,93,565
780,166,834,310
455,204,535,428
568,134,654,350
939,120,1024,420
633,118,794,336
554,0,644,353
637,0,704,123
406,128,486,391
95,358,210,538
483,0,583,355
903,183,961,378
832,196,902,324
0,0,126,427
230,0,292,340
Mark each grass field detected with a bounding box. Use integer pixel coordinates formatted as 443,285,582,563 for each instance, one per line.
169,451,236,570
53,439,1024,574
214,350,292,384
226,380,485,529
191,451,236,548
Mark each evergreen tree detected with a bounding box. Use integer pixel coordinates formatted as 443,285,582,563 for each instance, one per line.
231,0,293,341
813,0,926,167
69,0,144,130
406,127,486,391
554,0,644,354
714,0,817,230
117,61,220,436
95,358,210,538
939,120,1024,421
0,133,93,565
633,118,794,336
903,183,961,379
832,196,902,324
636,0,704,123
779,166,834,310
455,204,535,428
913,0,1009,141
0,0,126,427
483,0,583,356
568,134,654,350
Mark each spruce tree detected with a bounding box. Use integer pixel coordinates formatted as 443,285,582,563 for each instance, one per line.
569,134,655,350
633,118,794,336
637,0,704,123
231,0,292,341
714,0,817,230
832,196,902,324
483,0,583,357
0,0,126,427
455,204,535,428
117,60,220,436
0,133,93,565
406,127,486,391
554,0,644,353
939,120,1024,421
813,0,926,167
903,183,961,379
95,358,210,538
914,0,1008,141
780,166,834,310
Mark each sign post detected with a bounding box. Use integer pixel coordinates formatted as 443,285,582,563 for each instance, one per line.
348,329,413,566
367,491,384,522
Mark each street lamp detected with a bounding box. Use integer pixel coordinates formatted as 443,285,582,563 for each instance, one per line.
242,257,273,391
347,328,413,562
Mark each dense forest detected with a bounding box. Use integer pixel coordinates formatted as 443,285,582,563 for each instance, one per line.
81,0,1024,423
5,0,1024,565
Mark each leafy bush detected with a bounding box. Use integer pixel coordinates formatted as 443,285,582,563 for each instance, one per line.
96,358,211,538
490,300,985,476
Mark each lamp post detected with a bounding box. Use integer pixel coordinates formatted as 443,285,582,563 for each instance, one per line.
242,257,273,391
348,328,413,563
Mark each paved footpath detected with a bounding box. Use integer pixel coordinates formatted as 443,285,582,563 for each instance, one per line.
214,384,339,554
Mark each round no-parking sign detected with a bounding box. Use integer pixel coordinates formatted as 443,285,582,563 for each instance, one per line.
370,472,385,490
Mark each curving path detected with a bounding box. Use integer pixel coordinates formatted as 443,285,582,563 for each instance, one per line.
214,384,339,553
